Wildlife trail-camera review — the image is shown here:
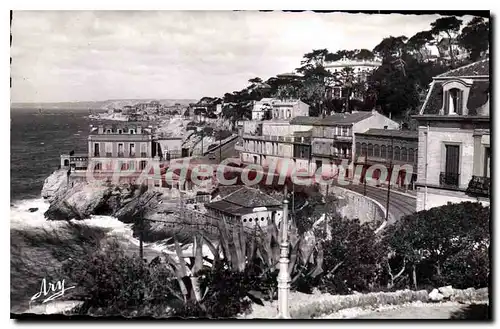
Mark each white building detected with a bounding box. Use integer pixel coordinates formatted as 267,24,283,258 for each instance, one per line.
414,59,490,211
251,98,309,121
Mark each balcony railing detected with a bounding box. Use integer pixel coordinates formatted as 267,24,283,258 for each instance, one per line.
106,152,112,157
141,152,147,157
118,152,125,157
242,134,311,144
312,149,351,159
439,172,460,188
466,175,491,197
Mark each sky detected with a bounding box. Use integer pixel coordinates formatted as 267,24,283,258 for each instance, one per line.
11,11,474,103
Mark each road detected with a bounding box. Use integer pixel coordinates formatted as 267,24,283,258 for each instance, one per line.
339,183,416,224
203,137,239,163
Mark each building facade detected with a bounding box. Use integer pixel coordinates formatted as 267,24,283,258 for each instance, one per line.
88,124,154,175
251,98,310,121
414,59,490,211
311,110,399,172
355,129,418,188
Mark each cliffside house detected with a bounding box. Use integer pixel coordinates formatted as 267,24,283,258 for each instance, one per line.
354,128,418,189
414,59,490,211
206,186,283,229
87,124,155,182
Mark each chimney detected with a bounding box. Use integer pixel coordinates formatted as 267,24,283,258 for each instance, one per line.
384,125,388,130
98,125,104,134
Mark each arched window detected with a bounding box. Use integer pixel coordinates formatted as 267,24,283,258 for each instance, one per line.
249,218,253,223
261,217,265,222
368,143,374,157
401,147,407,162
361,143,367,156
243,218,247,222
387,146,393,160
381,145,387,159
374,144,380,157
408,148,415,163
356,142,361,155
394,146,400,161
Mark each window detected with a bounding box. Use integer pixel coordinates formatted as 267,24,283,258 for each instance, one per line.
381,145,387,159
394,146,400,160
118,129,123,134
129,161,135,171
129,143,135,157
484,147,491,178
342,126,349,136
374,144,380,157
139,160,147,170
367,144,374,157
94,162,102,171
140,143,147,157
408,148,415,163
106,129,111,134
387,146,393,160
129,129,135,134
446,88,463,115
356,142,361,155
105,143,112,157
441,144,460,186
118,143,124,157
121,162,128,171
401,148,407,161
361,143,367,156
287,109,291,118
94,143,100,157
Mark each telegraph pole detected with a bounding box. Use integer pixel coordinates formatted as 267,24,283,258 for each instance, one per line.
219,130,222,162
278,184,291,319
385,137,394,222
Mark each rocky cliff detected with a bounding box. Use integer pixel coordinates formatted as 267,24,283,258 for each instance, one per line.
41,170,164,223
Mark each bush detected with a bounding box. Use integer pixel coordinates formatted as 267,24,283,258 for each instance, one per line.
385,201,490,290
317,212,386,294
63,241,178,317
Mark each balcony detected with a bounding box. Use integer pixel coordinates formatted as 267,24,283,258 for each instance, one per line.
439,172,460,188
242,134,311,144
141,152,147,158
466,176,491,197
118,152,125,158
313,149,351,159
106,152,112,157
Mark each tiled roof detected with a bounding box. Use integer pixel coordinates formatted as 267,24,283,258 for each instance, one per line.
420,81,443,115
314,111,373,126
206,186,282,216
437,59,489,78
290,116,321,125
357,129,418,139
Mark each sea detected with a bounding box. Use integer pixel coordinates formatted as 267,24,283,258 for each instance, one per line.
9,108,159,314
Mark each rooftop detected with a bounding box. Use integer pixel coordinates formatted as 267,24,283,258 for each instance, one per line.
290,116,321,125
419,59,490,115
436,59,489,78
314,111,374,126
357,128,418,139
206,186,282,216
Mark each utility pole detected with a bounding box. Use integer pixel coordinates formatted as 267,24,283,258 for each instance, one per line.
278,184,291,319
139,215,144,260
363,174,367,196
201,130,204,156
385,137,394,222
219,130,222,162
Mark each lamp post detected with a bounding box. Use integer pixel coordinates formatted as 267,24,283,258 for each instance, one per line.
277,185,291,319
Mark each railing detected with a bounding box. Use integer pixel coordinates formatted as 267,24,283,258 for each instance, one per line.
242,134,311,144
106,152,112,157
466,175,490,197
439,172,460,188
118,152,124,157
141,152,147,157
312,149,351,159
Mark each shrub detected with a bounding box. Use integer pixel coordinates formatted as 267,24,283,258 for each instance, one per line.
317,212,386,294
385,201,490,290
63,241,178,317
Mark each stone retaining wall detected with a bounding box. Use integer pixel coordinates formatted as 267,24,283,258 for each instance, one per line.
321,185,389,226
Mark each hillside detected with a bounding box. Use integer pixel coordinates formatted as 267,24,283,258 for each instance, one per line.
11,99,197,110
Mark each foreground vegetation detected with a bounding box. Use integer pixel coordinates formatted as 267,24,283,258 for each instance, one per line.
58,200,489,318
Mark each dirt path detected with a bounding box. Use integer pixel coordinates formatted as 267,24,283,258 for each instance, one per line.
320,301,490,320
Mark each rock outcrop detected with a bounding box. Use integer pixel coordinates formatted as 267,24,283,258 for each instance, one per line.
41,169,68,202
